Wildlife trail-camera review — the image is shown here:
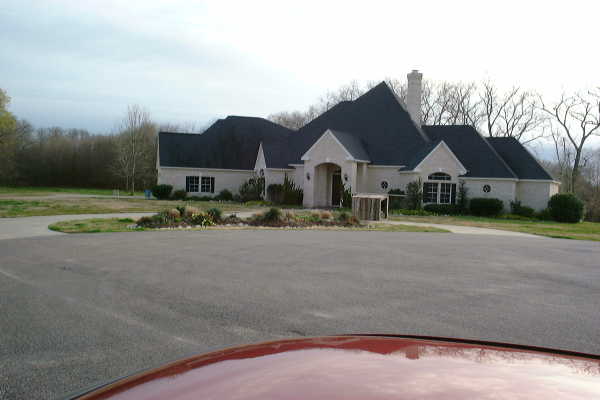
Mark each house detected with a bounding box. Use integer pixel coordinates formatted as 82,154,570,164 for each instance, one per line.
157,70,559,211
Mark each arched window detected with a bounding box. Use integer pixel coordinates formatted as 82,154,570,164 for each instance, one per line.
428,172,451,181
423,172,456,204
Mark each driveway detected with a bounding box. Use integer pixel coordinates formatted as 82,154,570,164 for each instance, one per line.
0,230,598,399
0,213,153,240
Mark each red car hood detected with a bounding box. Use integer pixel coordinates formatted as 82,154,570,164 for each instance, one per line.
75,335,600,399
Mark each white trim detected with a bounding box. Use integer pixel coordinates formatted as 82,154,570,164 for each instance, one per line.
367,165,407,169
301,129,370,163
414,141,468,175
266,168,294,171
518,179,561,184
288,164,304,167
460,177,518,182
159,166,254,173
254,142,265,171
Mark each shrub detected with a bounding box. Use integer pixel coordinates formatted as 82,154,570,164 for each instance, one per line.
337,211,350,222
175,205,186,215
309,211,322,223
267,184,283,204
469,198,504,217
284,211,296,221
456,181,469,213
406,179,423,210
206,207,223,223
320,210,333,220
190,212,214,227
388,189,406,210
183,206,199,217
282,175,303,205
172,189,187,200
262,207,282,222
232,194,242,203
341,185,352,208
151,184,172,200
392,208,433,216
535,208,553,221
423,204,461,215
167,208,181,219
245,200,273,207
216,189,233,201
548,193,584,223
239,176,265,202
510,200,535,218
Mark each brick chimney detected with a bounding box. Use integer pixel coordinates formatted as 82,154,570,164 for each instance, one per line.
406,69,423,126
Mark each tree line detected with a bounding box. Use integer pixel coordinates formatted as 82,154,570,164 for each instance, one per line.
1,79,599,219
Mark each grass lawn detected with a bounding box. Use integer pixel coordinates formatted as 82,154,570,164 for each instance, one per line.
0,186,144,197
48,217,449,234
0,198,261,218
48,218,142,233
391,214,600,241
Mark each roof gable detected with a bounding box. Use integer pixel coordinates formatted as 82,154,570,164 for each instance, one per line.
413,141,467,175
422,125,517,179
487,137,555,180
301,129,370,162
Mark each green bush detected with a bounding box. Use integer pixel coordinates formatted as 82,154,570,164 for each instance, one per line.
337,211,350,222
535,208,553,221
267,184,283,203
406,179,423,210
423,204,461,215
206,207,223,223
282,175,303,205
263,207,282,222
190,212,215,227
151,184,173,200
510,200,535,218
392,208,434,216
456,181,469,213
341,185,352,208
245,200,273,207
548,193,584,223
469,198,504,217
216,189,233,201
172,189,187,200
388,189,406,210
239,177,265,202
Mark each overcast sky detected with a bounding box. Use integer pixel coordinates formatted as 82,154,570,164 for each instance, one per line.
1,0,598,136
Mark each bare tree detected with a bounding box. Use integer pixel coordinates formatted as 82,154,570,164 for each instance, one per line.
113,105,156,193
267,111,308,130
540,90,600,192
480,82,545,143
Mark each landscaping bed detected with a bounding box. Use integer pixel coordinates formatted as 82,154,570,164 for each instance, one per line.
47,207,449,234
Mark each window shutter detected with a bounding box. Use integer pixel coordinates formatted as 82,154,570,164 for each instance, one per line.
185,177,190,192
451,183,457,204
210,177,215,193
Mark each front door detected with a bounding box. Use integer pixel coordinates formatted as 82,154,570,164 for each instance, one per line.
331,172,342,207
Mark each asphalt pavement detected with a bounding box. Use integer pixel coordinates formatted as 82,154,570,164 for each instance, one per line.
0,229,599,399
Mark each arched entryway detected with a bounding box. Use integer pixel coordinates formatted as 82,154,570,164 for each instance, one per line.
313,162,344,207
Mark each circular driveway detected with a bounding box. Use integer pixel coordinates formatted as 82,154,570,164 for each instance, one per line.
1,229,599,399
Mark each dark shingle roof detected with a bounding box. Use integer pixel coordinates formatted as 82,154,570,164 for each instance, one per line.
328,130,370,162
487,137,555,180
159,83,552,181
159,116,293,170
288,82,430,165
422,125,517,179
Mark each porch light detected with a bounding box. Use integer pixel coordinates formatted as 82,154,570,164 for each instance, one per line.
306,172,311,181
343,173,348,182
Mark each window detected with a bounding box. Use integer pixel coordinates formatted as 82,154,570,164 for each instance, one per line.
201,176,215,193
423,182,438,203
186,176,199,193
380,181,389,190
483,184,491,193
440,183,453,204
428,172,451,181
